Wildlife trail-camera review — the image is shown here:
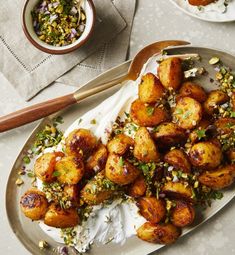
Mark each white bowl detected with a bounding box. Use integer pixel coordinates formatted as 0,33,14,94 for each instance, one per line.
22,0,96,54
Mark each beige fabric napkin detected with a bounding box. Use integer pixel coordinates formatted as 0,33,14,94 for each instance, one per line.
0,0,135,101
56,0,136,87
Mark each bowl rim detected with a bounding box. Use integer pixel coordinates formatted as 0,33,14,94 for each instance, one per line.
22,0,96,55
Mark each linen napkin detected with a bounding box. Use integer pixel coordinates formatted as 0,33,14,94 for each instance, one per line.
56,0,137,87
0,0,135,101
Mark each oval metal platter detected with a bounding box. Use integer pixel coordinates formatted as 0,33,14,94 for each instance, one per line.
6,45,235,255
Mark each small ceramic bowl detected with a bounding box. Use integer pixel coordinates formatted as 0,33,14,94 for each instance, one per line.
22,0,95,54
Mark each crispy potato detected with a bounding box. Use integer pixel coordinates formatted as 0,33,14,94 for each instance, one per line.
86,144,108,175
189,119,211,144
158,57,183,91
231,92,235,111
178,82,207,103
34,152,64,183
107,134,134,155
153,122,186,147
105,154,139,185
134,127,160,163
55,156,84,185
128,175,147,198
20,189,48,221
65,128,97,159
137,197,166,223
199,165,235,190
138,73,165,103
130,99,168,127
204,90,229,115
164,149,191,173
171,200,195,227
189,0,216,6
214,118,235,135
173,97,202,130
80,172,114,205
189,141,222,169
162,181,194,202
137,222,181,244
63,185,79,205
227,149,235,162
44,203,79,228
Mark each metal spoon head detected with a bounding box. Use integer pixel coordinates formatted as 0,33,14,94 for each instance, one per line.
127,40,190,81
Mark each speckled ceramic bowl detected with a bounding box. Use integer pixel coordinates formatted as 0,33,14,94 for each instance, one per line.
22,0,95,54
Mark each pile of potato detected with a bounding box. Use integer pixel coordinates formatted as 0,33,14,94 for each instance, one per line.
20,57,235,246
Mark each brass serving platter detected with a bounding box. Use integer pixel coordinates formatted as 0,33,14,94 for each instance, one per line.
6,45,235,255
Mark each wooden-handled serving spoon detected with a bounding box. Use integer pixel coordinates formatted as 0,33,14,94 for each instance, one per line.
0,40,189,133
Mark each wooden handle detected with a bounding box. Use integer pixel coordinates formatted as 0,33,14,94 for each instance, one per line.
0,94,77,133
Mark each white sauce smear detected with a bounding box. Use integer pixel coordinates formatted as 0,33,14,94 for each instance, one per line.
38,54,162,252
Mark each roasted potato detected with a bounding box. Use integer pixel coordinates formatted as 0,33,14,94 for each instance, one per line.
227,149,235,163
20,189,48,220
189,119,211,144
231,92,235,111
55,156,84,185
204,90,229,115
105,154,139,185
137,197,166,223
171,200,195,227
153,122,186,147
65,128,97,159
189,0,216,6
178,82,207,103
158,57,183,91
86,144,108,175
128,175,147,198
162,181,194,202
214,118,235,135
173,97,202,130
137,222,181,244
34,152,64,183
134,127,160,163
199,165,235,190
138,73,165,103
130,99,168,127
189,140,222,169
80,172,114,205
44,203,79,228
107,134,134,155
164,149,191,173
63,185,79,205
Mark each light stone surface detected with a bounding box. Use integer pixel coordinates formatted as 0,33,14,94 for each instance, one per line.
1,0,235,254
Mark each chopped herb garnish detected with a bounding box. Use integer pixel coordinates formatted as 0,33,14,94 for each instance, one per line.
52,171,61,177
231,111,235,118
78,118,83,125
90,119,97,125
196,129,206,139
119,157,124,167
146,106,155,116
53,116,64,126
23,156,31,164
27,171,35,178
174,108,183,115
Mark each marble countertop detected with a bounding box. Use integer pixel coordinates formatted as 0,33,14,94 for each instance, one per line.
1,0,235,254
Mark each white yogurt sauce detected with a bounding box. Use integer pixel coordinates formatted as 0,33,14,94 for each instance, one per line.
37,54,162,252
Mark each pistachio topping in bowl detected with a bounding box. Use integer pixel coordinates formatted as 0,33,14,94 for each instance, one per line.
32,0,86,46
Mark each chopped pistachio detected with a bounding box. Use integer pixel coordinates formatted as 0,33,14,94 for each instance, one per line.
209,57,220,65
15,178,24,186
38,240,49,249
